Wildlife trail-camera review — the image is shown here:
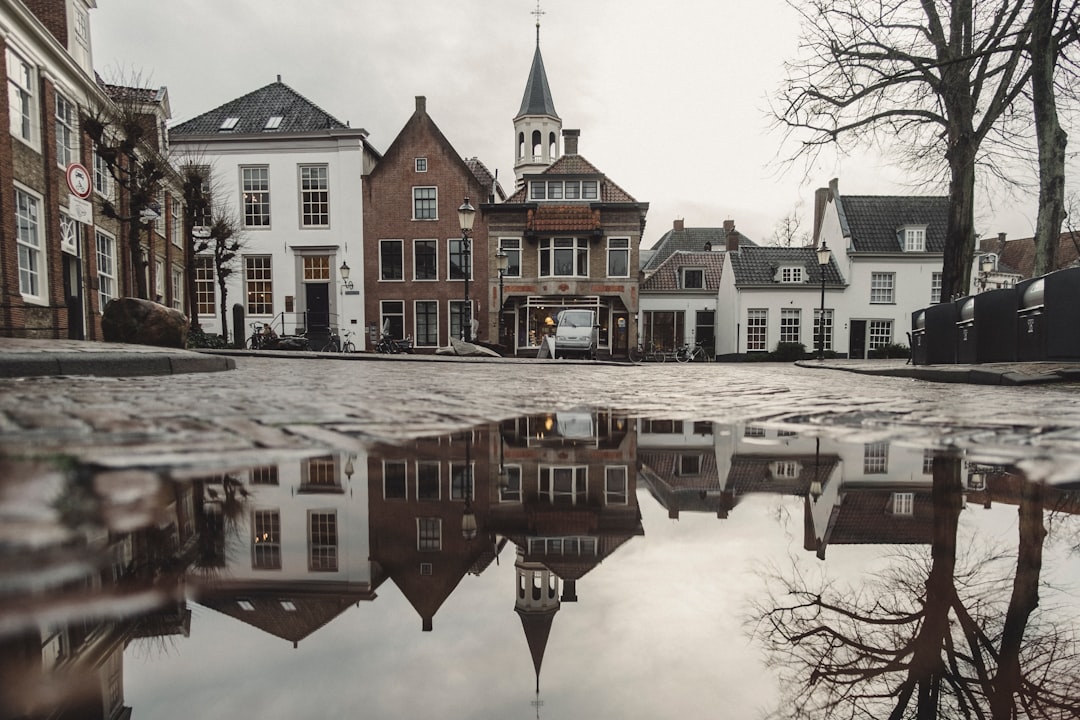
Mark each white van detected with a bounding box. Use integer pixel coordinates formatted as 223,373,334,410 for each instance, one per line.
554,309,598,359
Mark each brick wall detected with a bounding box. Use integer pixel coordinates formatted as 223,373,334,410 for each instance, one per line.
23,0,69,48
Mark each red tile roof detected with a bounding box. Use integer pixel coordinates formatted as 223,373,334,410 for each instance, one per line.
527,205,601,233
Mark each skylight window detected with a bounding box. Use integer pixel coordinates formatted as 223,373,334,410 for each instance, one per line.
265,116,283,130
219,117,239,131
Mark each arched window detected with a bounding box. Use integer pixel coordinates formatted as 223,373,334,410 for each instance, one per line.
531,130,542,161
518,132,525,160
532,574,543,601
548,132,558,160
548,574,557,599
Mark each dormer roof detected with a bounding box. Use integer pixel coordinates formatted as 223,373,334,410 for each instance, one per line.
837,195,949,253
641,251,724,292
728,246,844,287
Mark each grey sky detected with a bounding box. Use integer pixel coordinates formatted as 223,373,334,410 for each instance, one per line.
90,0,1062,248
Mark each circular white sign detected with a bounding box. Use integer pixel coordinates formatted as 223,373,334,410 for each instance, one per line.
66,163,92,199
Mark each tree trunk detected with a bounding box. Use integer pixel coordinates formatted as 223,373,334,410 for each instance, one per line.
128,220,148,299
1030,0,1068,277
218,277,229,344
940,135,978,301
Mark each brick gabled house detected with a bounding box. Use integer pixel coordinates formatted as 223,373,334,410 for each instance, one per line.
362,96,503,351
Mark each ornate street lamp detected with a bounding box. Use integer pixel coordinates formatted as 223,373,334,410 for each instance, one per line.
496,250,509,346
457,198,476,341
979,256,995,292
339,261,354,291
816,242,831,361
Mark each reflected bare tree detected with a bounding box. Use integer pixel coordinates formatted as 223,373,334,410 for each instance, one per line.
751,454,1080,718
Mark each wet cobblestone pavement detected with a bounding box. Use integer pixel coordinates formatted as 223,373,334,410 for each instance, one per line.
2,353,1080,475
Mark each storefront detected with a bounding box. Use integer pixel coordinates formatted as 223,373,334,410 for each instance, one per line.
506,295,630,357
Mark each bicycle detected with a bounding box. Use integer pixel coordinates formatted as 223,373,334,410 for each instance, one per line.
247,322,275,350
318,330,342,353
628,341,666,363
339,329,356,353
676,340,713,363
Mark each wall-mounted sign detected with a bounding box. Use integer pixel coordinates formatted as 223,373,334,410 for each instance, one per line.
66,163,92,199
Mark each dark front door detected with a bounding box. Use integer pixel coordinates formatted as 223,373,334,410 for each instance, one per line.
613,311,629,357
849,320,866,359
306,283,330,331
62,254,84,340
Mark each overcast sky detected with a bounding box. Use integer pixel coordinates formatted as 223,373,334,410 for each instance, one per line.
90,0,1062,249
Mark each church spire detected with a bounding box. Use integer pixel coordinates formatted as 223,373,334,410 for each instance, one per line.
514,1,561,184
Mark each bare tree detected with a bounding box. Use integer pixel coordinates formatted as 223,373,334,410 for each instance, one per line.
771,208,811,247
775,0,1039,300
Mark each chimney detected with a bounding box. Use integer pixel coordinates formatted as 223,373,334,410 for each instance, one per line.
24,0,68,46
812,186,830,244
725,220,739,252
673,219,684,231
563,129,580,155
415,96,426,114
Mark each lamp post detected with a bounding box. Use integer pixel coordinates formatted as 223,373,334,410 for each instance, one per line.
339,261,354,292
979,256,995,293
816,241,831,361
496,250,508,346
457,198,476,342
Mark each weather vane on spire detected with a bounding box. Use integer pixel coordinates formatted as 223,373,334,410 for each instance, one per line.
532,0,545,44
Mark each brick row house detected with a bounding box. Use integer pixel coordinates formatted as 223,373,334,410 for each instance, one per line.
1,0,186,340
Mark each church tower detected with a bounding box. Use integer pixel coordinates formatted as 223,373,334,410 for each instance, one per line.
514,546,560,695
513,6,562,185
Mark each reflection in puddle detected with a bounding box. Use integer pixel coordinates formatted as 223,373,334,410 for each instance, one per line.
2,412,1080,718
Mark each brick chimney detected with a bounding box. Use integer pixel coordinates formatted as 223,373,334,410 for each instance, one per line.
563,129,580,155
415,96,426,114
724,220,739,252
673,219,684,231
24,0,68,46
812,186,830,244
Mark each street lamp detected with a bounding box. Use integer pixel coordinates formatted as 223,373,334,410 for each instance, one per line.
816,241,831,361
979,256,995,292
339,261,354,291
496,250,509,346
457,198,476,342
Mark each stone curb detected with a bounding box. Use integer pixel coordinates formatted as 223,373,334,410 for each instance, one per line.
203,348,628,367
0,351,236,378
794,360,1074,386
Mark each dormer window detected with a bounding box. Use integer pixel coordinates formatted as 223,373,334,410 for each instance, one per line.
771,461,801,479
778,266,805,283
528,179,599,201
219,117,239,131
681,268,704,289
264,116,282,130
898,225,927,252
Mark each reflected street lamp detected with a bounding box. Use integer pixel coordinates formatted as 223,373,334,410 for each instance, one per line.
496,250,509,346
457,198,476,342
816,241,831,361
461,435,477,540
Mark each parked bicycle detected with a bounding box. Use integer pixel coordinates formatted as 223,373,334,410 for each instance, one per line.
675,340,713,363
339,329,357,353
628,341,667,363
376,332,414,354
247,322,276,350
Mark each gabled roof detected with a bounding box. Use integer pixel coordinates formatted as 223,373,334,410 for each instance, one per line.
465,157,508,202
505,154,639,204
728,246,844,287
980,232,1080,279
838,195,949,253
171,81,350,135
517,44,559,119
641,251,724,291
643,226,756,273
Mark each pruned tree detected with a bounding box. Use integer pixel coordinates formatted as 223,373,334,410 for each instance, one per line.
773,0,1077,300
771,208,811,247
83,75,173,300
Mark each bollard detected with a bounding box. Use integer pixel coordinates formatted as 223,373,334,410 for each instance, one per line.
232,303,245,348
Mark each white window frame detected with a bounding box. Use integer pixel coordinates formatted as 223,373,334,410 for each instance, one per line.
449,238,471,281
607,237,630,278
413,239,438,281
308,510,338,572
414,299,439,347
170,195,182,247
245,255,273,316
813,308,833,351
681,267,705,289
94,149,113,200
383,460,407,499
171,264,184,311
539,466,588,505
539,237,589,278
931,272,943,304
892,492,914,515
870,272,895,304
415,461,441,501
605,466,629,504
899,226,927,252
379,239,404,281
194,256,215,316
7,47,38,149
868,319,893,350
499,465,523,503
499,238,521,278
746,308,767,352
864,442,889,474
96,229,116,312
413,186,437,220
415,157,427,172
55,90,78,168
298,164,329,228
780,308,801,344
15,184,46,303
155,258,165,302
241,166,270,227
417,517,442,551
779,266,805,283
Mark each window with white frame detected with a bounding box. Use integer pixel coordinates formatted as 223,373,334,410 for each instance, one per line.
539,466,588,505
892,492,914,515
380,239,403,280
94,150,112,200
746,309,767,351
384,461,407,499
96,230,116,311
780,308,801,344
171,265,184,311
864,442,889,474
241,166,270,227
251,509,281,569
898,226,926,252
772,461,800,479
868,319,893,350
302,255,330,281
500,238,521,277
449,300,470,341
779,266,805,283
605,466,628,504
414,239,437,280
413,186,437,220
417,518,441,551
449,238,470,280
415,157,427,172
55,91,78,168
415,300,438,347
299,165,329,227
155,259,165,302
381,300,405,340
7,48,37,146
682,267,704,289
171,195,182,247
500,466,522,502
539,238,588,277
245,256,273,315
194,256,215,315
931,272,942,304
15,186,44,301
870,272,895,303
264,116,282,130
607,238,630,277
813,308,833,351
529,179,598,201
416,461,440,500
308,511,338,571
450,461,473,501
303,457,336,488
678,454,702,475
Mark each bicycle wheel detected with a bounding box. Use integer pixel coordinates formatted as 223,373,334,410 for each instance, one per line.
676,347,690,363
247,335,260,350
653,350,667,363
342,341,355,354
628,346,642,363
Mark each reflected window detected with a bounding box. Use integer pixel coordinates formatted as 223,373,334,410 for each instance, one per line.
678,455,702,475
605,467,628,504
451,462,473,500
923,450,934,475
744,426,766,437
772,461,800,479
302,455,338,491
417,461,440,500
252,510,281,569
418,517,441,551
309,511,338,571
539,466,587,505
864,442,889,474
693,421,713,435
500,466,522,502
250,466,278,484
640,419,683,434
892,492,914,516
384,460,407,499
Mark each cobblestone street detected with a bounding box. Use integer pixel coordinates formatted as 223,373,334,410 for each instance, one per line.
4,355,1080,474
